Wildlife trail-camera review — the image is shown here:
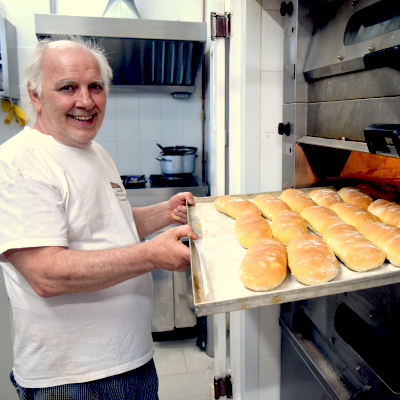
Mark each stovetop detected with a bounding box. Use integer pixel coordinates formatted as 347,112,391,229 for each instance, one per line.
150,174,199,188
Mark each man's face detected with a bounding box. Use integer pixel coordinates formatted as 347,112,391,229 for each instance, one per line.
30,42,107,147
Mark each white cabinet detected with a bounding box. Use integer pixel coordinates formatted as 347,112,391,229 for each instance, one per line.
0,18,19,99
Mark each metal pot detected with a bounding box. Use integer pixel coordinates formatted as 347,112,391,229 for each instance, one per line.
182,153,197,174
156,152,198,175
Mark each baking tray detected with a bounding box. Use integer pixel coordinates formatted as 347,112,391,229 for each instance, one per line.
188,189,400,317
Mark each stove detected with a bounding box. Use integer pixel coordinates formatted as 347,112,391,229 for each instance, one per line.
150,174,199,188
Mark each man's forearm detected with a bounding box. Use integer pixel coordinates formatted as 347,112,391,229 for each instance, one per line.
131,201,173,239
5,244,152,298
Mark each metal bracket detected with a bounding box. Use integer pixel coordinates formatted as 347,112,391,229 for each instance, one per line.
214,375,233,399
210,12,231,41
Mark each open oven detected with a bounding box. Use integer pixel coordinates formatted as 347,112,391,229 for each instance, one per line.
279,0,400,399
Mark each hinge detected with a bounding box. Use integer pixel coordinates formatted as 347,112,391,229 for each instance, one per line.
214,374,233,399
210,12,232,41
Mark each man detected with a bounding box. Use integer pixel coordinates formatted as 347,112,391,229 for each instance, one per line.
0,36,199,399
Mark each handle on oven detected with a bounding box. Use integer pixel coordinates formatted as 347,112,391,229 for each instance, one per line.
364,45,400,71
364,124,400,157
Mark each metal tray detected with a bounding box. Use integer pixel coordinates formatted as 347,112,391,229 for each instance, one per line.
188,189,400,317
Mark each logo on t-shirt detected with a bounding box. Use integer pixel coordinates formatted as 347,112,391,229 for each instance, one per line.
110,182,127,201
110,182,123,192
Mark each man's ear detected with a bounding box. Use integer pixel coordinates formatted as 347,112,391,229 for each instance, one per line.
28,89,42,113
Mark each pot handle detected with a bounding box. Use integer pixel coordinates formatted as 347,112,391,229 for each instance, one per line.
156,157,173,162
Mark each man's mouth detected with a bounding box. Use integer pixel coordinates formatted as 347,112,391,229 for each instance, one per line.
68,115,95,122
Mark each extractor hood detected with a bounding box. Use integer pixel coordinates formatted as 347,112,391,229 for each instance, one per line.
34,13,206,98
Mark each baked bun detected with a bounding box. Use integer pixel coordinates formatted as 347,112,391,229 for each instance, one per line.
235,213,272,248
239,238,287,291
359,222,400,267
280,188,317,214
272,210,308,246
330,202,380,231
300,205,342,236
323,223,385,272
252,194,290,220
214,195,261,219
338,187,374,208
309,188,342,208
287,234,339,285
368,199,400,228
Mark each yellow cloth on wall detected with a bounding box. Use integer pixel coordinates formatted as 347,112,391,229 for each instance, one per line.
2,98,29,126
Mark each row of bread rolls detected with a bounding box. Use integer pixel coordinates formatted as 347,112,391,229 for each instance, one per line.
214,195,288,291
296,187,400,269
280,188,387,273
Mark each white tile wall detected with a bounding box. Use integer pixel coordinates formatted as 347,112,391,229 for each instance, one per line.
259,6,284,193
0,0,204,182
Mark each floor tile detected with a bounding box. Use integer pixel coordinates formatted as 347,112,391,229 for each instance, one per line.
183,341,214,373
158,371,214,400
153,345,187,376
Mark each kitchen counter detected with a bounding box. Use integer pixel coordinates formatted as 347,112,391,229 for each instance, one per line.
125,176,209,207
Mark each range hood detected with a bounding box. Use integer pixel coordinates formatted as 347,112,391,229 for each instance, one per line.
34,13,206,98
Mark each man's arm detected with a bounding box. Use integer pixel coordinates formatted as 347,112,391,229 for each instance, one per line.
132,192,195,239
4,224,198,298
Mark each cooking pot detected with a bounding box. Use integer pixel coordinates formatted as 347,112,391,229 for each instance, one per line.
156,152,198,174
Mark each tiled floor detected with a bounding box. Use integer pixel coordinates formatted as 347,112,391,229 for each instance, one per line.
153,335,214,400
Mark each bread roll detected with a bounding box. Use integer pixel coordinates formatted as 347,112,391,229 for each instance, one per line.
214,195,261,219
309,188,342,208
359,222,400,267
235,213,272,248
280,188,317,213
323,223,385,272
287,234,339,285
338,187,373,208
368,199,400,228
239,238,287,291
272,210,308,245
252,194,290,220
300,205,342,235
330,202,380,231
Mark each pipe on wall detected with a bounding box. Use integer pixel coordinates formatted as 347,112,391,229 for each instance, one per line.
49,0,56,14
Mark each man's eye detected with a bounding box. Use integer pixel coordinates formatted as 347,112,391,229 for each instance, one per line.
90,84,103,90
60,86,73,91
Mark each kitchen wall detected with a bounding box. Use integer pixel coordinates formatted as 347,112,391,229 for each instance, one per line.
0,0,204,179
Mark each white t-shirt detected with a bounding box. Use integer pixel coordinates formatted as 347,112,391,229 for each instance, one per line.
0,127,154,388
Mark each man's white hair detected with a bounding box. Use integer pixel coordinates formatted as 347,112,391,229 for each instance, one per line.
25,35,113,99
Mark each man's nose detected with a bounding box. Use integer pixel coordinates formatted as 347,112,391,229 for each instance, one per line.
75,88,95,108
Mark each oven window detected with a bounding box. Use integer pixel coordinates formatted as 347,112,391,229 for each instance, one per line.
344,1,400,46
334,303,400,392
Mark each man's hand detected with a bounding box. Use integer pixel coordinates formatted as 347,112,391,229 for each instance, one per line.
168,192,195,224
146,225,199,272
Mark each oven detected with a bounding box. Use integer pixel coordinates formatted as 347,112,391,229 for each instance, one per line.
279,1,400,398
124,174,209,333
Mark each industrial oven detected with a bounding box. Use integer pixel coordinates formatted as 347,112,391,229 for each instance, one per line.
279,0,400,399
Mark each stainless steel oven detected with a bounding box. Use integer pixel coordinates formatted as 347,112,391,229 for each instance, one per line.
279,1,400,398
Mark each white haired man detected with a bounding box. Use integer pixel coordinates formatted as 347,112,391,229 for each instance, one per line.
0,36,198,400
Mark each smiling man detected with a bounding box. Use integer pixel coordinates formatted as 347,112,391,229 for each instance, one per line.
0,36,198,400
29,40,107,147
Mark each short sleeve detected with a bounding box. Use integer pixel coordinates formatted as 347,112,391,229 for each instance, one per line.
0,171,69,256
